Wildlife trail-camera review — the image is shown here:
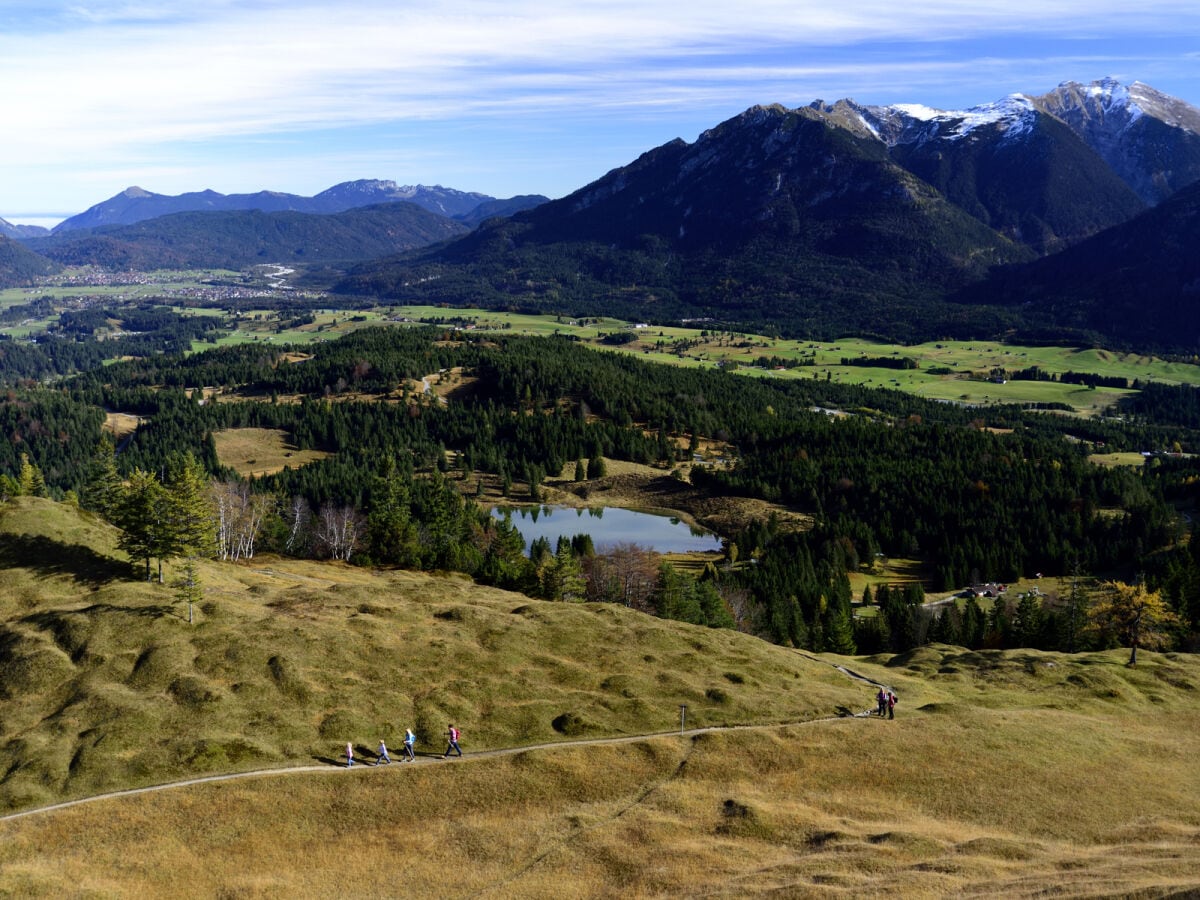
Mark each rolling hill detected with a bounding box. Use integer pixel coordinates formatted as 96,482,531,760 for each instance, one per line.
0,235,61,287
1,496,1198,896
0,496,862,813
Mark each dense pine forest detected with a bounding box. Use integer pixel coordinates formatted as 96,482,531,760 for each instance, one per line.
3,318,1199,655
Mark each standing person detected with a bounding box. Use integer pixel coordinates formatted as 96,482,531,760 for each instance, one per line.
403,728,416,761
876,687,888,717
887,691,897,720
443,724,462,758
376,739,392,765
346,742,354,768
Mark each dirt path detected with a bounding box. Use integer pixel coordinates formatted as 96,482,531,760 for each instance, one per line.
0,656,887,825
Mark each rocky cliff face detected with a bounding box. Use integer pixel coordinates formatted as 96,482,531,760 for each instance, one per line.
1032,78,1200,204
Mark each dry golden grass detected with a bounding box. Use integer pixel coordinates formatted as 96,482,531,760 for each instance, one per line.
0,497,861,814
3,498,1200,897
211,427,333,477
3,667,1198,899
102,411,144,438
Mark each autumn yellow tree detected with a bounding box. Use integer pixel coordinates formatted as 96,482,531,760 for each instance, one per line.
1089,581,1178,665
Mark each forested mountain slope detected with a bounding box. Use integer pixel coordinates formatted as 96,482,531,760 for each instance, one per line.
26,202,468,270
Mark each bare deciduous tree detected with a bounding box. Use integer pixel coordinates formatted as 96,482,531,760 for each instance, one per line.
585,543,659,610
211,481,276,561
315,504,364,562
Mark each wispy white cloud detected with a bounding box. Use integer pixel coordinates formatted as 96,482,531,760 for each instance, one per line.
3,0,1199,211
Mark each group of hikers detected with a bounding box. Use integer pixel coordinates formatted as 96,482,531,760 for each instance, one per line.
345,725,463,767
345,696,896,767
875,687,898,719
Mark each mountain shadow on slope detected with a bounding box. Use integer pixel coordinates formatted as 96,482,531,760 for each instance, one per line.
955,178,1200,351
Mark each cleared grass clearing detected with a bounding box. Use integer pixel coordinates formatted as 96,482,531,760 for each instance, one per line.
1090,451,1151,468
103,411,144,438
211,427,332,477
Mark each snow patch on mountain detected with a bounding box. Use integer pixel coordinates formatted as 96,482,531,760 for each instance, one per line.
891,104,943,122
858,94,1037,148
1084,77,1144,127
896,95,1036,142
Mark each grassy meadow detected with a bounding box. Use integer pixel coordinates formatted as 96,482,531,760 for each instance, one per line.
0,497,862,814
1,496,1199,896
6,259,1200,418
211,427,333,477
1,647,1197,897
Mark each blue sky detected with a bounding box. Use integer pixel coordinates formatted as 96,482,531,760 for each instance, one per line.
3,1,1199,221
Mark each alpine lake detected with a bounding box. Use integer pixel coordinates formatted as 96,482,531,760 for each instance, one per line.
490,504,723,556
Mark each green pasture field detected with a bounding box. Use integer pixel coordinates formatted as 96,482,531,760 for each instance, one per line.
0,315,58,339
6,264,1200,418
0,269,243,309
1090,451,1151,468
210,303,1197,417
191,308,397,350
378,308,1200,416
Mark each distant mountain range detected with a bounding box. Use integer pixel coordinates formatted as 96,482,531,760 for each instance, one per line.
23,202,472,270
0,218,50,240
4,78,1200,350
49,180,548,233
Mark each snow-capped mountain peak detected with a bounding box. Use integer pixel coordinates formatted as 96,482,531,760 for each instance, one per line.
860,93,1037,147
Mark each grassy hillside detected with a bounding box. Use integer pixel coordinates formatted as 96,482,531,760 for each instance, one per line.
1,647,1197,896
2,497,1199,896
0,497,861,813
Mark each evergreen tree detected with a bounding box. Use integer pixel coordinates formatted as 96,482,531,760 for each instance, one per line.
961,597,985,648
367,456,418,566
174,557,203,624
17,453,46,497
162,453,216,567
824,599,858,654
696,580,736,629
655,562,704,624
587,454,606,479
985,599,1011,648
1013,592,1045,648
541,545,586,601
116,468,167,581
853,614,889,654
82,435,123,519
930,603,963,646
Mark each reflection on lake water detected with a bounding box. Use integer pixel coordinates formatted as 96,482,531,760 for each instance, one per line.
491,504,722,555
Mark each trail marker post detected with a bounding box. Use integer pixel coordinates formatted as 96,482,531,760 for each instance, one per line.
679,704,687,735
